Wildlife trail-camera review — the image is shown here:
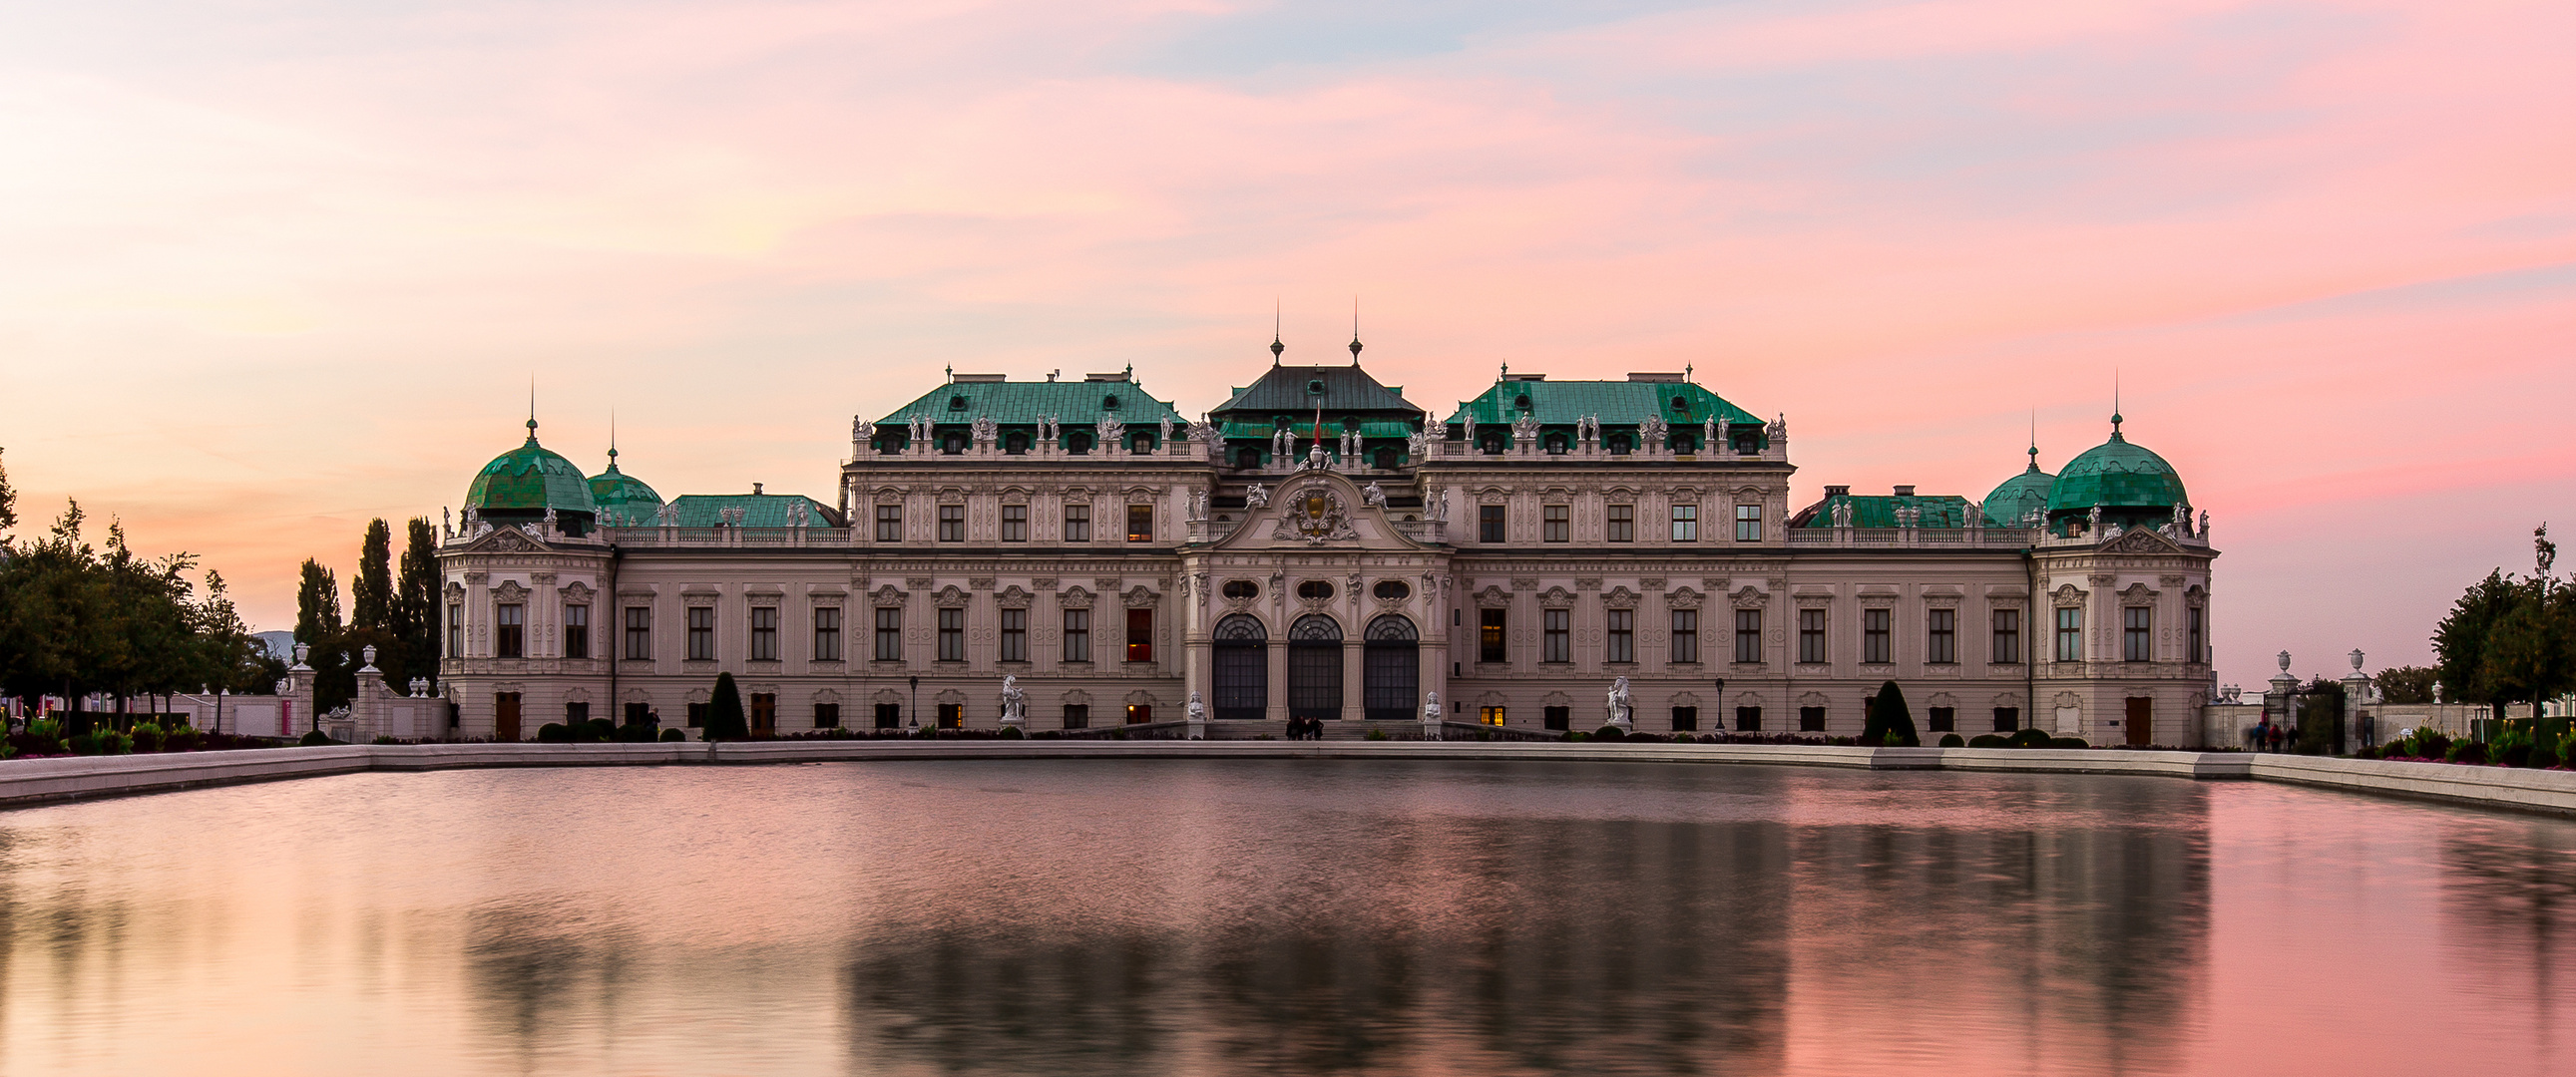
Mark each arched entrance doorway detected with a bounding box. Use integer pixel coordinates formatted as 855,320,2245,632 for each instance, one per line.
1212,614,1268,721
1363,614,1419,721
1287,614,1343,722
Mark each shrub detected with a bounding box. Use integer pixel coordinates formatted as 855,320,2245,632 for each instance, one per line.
1565,731,1588,742
2046,737,2089,750
2353,745,2381,760
1863,681,1921,748
2492,728,2534,767
2408,729,2452,760
297,730,335,747
658,727,686,742
1592,725,1626,742
128,722,167,753
1034,729,1063,739
69,730,135,755
2531,737,2561,770
2007,728,2052,749
2447,739,2488,765
371,735,404,745
1000,726,1025,739
535,722,572,743
1938,733,1966,748
1967,734,2009,748
164,725,202,753
1364,729,1390,741
702,672,749,740
614,720,660,743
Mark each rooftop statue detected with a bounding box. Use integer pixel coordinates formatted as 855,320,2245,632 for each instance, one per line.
1362,482,1388,508
1246,483,1269,509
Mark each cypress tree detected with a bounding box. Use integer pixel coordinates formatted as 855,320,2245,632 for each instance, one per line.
704,672,748,740
295,558,350,714
351,520,393,632
0,445,17,538
393,517,440,688
1868,680,1920,747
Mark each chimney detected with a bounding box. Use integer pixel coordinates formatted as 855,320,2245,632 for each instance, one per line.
1893,485,1916,497
1824,485,1850,498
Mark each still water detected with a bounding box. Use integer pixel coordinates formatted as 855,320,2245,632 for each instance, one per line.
1,759,2570,1076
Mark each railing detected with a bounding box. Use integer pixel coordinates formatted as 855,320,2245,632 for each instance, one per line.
1783,528,2041,548
600,527,853,547
1053,721,1197,740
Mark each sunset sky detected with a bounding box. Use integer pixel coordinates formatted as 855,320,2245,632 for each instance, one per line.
3,0,2570,689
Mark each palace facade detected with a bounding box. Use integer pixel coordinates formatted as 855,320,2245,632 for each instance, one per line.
435,346,2219,744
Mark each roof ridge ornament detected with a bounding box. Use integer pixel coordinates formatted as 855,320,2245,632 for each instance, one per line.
1349,297,1362,365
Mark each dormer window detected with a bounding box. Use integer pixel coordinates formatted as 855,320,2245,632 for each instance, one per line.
1544,433,1568,455
1306,379,1325,396
1672,396,1689,411
949,395,968,410
1101,394,1120,411
1514,394,1531,410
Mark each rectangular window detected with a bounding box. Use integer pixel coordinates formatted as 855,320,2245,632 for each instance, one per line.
1799,706,1827,732
2124,607,2152,662
937,608,965,661
2188,606,2205,664
814,703,840,729
624,606,650,660
1670,504,1698,542
566,701,589,726
1736,504,1762,542
1064,504,1090,542
1480,609,1507,663
1606,505,1634,542
748,606,779,661
1672,608,1701,664
1929,707,1955,733
938,704,964,729
1125,704,1152,724
1543,505,1569,542
1992,608,2022,664
1125,608,1153,662
812,607,842,662
2057,607,2084,661
495,603,524,658
1670,706,1699,732
1480,505,1506,543
624,701,649,725
1480,706,1506,726
687,702,706,728
448,603,463,657
1735,706,1762,732
1542,706,1569,731
1127,504,1154,542
1863,608,1891,664
873,608,902,661
875,703,902,729
1606,608,1635,664
1927,608,1956,664
999,608,1027,662
1733,609,1763,664
1061,704,1089,730
686,606,715,661
1000,505,1028,542
1992,707,2020,733
875,504,902,542
1063,608,1091,663
937,505,965,542
562,604,589,659
1543,609,1570,663
1799,609,1827,663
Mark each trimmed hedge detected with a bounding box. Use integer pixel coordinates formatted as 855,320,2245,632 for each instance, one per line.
1937,733,1966,748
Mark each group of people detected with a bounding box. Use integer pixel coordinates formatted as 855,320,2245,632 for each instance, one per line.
2246,719,2300,753
1284,716,1328,741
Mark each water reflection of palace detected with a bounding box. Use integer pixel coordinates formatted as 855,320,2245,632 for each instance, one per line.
437,349,2217,745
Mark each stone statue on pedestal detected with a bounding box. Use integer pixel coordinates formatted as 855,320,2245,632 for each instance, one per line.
1246,484,1269,509
1186,691,1207,724
1362,482,1387,508
1606,677,1634,731
999,676,1026,729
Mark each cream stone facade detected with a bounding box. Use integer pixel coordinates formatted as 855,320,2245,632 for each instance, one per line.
438,355,2218,745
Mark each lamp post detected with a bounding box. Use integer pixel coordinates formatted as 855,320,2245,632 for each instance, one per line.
1712,677,1725,737
909,675,920,729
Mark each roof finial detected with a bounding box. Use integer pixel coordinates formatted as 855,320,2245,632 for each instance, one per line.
2028,409,2039,471
1270,299,1284,365
607,409,619,467
1348,296,1362,365
945,363,954,383
526,376,539,443
1685,363,1693,383
2111,372,2123,437
1499,359,1508,380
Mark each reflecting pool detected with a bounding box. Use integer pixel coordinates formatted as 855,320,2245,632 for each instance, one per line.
2,759,2571,1075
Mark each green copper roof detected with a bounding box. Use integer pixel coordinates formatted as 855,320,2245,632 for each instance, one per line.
1981,449,2056,528
875,376,1183,429
1445,378,1761,431
1211,363,1421,419
465,423,599,517
2046,421,2187,513
588,451,663,526
664,493,841,528
1795,492,1974,529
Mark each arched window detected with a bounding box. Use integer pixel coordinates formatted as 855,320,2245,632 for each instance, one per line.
1363,615,1419,722
1212,614,1268,721
1287,614,1343,722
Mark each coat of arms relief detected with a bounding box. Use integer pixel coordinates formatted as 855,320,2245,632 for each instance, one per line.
1271,482,1358,543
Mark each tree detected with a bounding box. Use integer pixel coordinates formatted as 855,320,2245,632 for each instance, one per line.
351,519,393,633
392,517,439,689
0,503,117,733
1864,680,1920,747
295,558,350,715
703,672,748,740
2374,665,2440,705
0,445,17,538
2297,676,2347,755
2433,569,2520,718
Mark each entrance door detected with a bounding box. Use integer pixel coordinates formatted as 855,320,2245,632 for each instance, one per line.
1212,614,1268,721
494,692,522,742
1362,614,1419,721
2125,697,2153,746
1286,614,1343,721
750,693,776,737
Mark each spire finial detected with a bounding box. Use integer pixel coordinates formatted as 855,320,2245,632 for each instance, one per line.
607,409,619,466
1348,296,1362,365
1270,300,1284,364
526,377,539,443
2111,372,2123,437
2027,409,2039,471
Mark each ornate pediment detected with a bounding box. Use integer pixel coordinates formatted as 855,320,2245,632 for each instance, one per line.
997,585,1033,609
1729,585,1767,608
493,579,529,601
933,585,969,606
1539,586,1574,608
473,528,540,554
561,580,594,602
1060,586,1094,609
1667,586,1704,608
1474,585,1511,608
1123,585,1159,608
1270,481,1358,543
1603,586,1638,609
871,584,908,606
2104,527,2186,554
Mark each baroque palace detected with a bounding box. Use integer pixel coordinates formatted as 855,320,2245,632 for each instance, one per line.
433,342,2218,745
